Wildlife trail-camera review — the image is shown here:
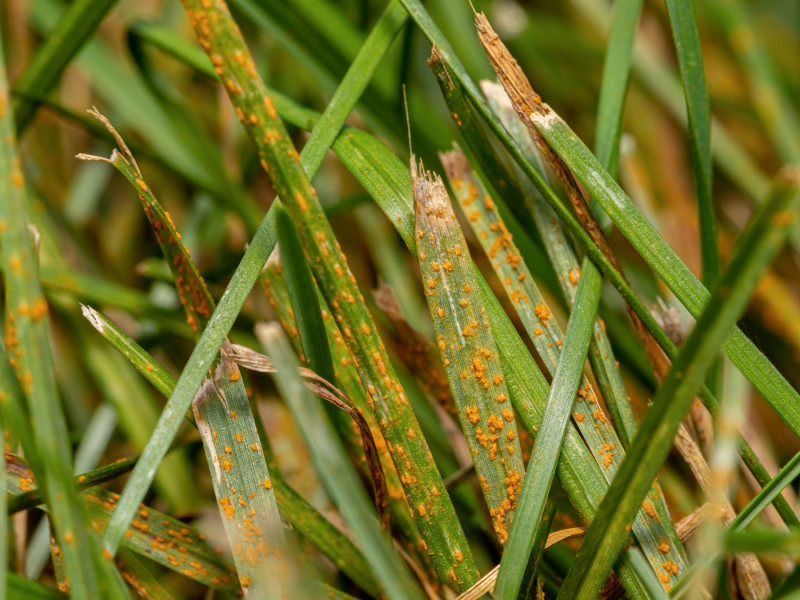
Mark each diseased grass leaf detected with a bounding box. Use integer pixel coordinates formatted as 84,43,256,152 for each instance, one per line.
192,352,286,597
412,157,524,545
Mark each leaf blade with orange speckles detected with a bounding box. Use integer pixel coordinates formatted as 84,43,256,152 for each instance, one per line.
77,115,287,594
191,349,287,598
440,148,689,591
413,157,524,546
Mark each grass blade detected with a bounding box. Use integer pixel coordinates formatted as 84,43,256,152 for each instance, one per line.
481,82,641,447
12,0,117,133
80,305,178,399
0,39,127,599
192,351,286,597
560,168,800,598
493,258,602,599
731,450,800,534
275,206,335,382
664,0,719,285
258,323,424,600
412,157,525,545
593,0,644,181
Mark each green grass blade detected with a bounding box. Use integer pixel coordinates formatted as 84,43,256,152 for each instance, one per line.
0,40,127,599
192,351,286,597
258,323,424,600
731,450,800,534
25,402,117,579
560,168,800,598
412,158,525,546
7,446,375,596
664,0,719,285
12,0,117,133
494,262,602,599
275,207,335,382
573,0,770,200
593,0,643,181
5,452,238,594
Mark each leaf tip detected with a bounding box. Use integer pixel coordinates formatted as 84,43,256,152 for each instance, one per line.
80,304,105,334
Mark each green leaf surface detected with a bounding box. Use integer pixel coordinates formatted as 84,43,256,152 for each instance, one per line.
665,0,718,285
